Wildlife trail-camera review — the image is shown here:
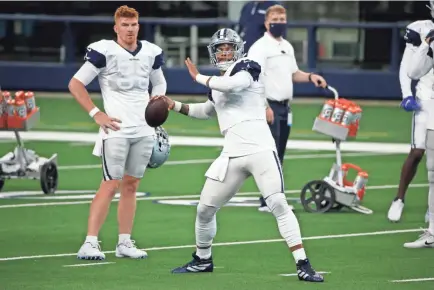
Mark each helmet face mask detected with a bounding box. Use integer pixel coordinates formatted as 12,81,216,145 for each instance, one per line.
207,28,244,71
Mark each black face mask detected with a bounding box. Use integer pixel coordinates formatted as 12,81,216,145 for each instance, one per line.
269,23,286,38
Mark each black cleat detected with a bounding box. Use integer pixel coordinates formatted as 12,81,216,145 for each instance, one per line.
171,252,214,274
296,259,324,282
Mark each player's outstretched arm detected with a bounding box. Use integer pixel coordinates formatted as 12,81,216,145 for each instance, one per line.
185,58,252,93
152,95,215,120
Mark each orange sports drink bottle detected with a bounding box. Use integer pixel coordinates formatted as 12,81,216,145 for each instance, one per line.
24,91,36,112
15,91,25,100
7,98,16,117
341,106,357,127
330,101,346,123
354,171,368,200
2,91,11,100
319,99,335,120
15,97,27,119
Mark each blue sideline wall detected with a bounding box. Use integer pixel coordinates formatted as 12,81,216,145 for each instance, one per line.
0,63,409,100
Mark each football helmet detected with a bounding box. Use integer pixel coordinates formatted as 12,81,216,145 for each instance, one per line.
207,28,244,71
147,126,170,169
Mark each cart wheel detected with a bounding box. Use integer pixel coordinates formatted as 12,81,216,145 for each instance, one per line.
300,180,336,213
0,179,4,192
40,162,58,194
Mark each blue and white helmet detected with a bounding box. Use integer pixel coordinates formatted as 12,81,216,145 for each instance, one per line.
428,0,434,18
207,28,244,71
147,126,171,169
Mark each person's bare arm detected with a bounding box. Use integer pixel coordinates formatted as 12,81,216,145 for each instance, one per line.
69,57,121,133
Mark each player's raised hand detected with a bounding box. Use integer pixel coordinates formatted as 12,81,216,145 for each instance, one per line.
310,74,327,88
185,57,199,80
93,111,122,133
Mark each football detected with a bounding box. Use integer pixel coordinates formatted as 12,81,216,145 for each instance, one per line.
145,97,169,127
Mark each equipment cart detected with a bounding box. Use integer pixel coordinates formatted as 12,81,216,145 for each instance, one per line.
299,86,372,215
0,92,58,194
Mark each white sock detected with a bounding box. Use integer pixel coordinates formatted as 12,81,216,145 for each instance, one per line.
85,235,98,244
267,193,305,262
119,234,131,243
429,188,434,235
196,246,212,260
292,248,307,262
195,204,217,259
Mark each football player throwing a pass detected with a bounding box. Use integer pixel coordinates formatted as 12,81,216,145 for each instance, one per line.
157,28,324,282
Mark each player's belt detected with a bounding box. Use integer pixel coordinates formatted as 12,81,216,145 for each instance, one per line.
267,99,289,106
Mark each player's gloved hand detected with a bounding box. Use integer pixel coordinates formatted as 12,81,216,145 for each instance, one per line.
93,111,122,134
400,96,421,112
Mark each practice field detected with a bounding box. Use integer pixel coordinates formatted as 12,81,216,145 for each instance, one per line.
0,97,431,290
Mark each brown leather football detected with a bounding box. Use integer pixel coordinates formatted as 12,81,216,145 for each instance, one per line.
145,97,169,127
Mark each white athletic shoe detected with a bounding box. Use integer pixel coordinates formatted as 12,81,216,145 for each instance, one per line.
387,199,405,222
77,241,106,260
115,240,148,259
404,229,434,248
426,209,430,223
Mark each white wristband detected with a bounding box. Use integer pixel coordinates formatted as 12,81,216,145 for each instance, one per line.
89,107,100,118
195,74,210,87
173,101,182,112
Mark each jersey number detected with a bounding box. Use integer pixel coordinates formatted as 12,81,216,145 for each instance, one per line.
112,60,149,91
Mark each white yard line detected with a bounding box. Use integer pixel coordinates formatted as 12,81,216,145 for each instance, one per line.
57,152,396,171
0,183,428,209
390,277,434,283
0,228,421,262
63,262,116,268
0,131,412,153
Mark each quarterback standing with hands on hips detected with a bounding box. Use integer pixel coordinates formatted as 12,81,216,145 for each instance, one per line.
68,5,167,260
247,4,327,212
158,27,324,282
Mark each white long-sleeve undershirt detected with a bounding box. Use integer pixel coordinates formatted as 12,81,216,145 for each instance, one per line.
149,68,167,96
187,100,216,119
399,45,416,98
408,41,434,80
197,71,252,93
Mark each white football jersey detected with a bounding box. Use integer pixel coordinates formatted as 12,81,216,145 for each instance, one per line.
82,39,165,138
208,58,277,157
402,20,434,100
